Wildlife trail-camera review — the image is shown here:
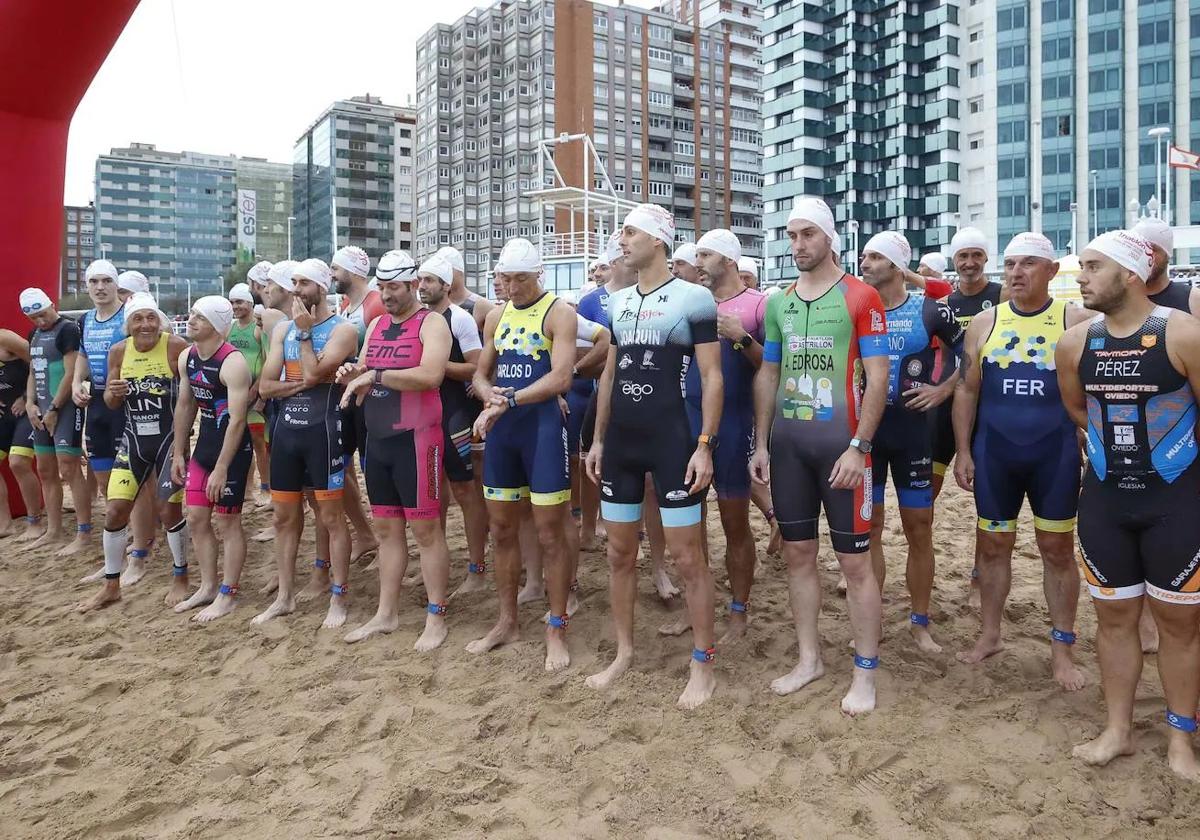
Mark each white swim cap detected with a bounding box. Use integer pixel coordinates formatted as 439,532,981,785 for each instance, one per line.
418,254,454,285
85,259,118,282
292,258,333,290
737,256,759,279
786,197,837,244
604,232,624,264
375,250,418,282
248,260,274,284
117,270,150,294
19,287,52,314
495,239,543,274
672,243,699,266
622,203,676,247
331,246,370,279
695,229,741,262
191,295,234,337
227,283,254,303
122,292,170,334
434,246,465,274
268,259,298,292
950,227,989,258
863,231,913,272
253,304,265,316
1131,218,1173,255
919,253,947,276
1003,232,1056,262
1083,231,1155,282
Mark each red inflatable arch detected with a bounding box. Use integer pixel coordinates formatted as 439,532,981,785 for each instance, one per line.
1,0,141,513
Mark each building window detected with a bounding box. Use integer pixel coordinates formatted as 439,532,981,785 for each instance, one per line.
968,97,983,114
1088,29,1120,54
969,60,982,78
997,7,1026,31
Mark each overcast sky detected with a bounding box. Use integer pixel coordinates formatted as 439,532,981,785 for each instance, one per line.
64,0,659,205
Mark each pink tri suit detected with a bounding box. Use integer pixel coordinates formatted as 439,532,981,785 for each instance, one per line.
183,342,254,513
361,309,444,520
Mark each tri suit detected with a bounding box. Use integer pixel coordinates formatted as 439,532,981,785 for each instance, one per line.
80,306,127,471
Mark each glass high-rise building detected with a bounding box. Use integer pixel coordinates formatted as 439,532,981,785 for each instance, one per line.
292,95,417,265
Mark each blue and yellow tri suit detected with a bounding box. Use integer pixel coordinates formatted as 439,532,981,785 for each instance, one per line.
973,298,1079,533
483,292,571,505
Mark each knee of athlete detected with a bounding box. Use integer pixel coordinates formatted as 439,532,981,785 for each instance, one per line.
975,533,1015,565
1036,535,1076,569
488,513,519,545
317,503,347,532
672,547,709,579
781,541,819,569
534,520,564,553
901,512,934,543
104,501,133,531
35,457,58,481
214,512,243,535
408,519,443,550
272,503,302,530
185,507,213,533
839,553,875,587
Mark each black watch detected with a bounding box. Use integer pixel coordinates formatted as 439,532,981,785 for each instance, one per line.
849,437,872,454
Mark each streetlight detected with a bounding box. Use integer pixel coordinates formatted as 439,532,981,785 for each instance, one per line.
1089,170,1099,239
848,219,860,276
1069,202,1078,254
186,277,192,312
287,215,296,260
1148,126,1171,223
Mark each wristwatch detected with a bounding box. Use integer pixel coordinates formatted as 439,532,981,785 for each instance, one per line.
506,394,519,409
849,437,872,454
733,333,754,351
697,434,717,448
374,369,384,385
295,329,312,341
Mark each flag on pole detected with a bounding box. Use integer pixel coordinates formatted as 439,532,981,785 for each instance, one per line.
1168,144,1200,171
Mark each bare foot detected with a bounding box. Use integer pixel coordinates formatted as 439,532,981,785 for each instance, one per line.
450,570,488,599
164,575,190,607
194,592,238,623
29,528,65,549
1052,648,1087,692
956,635,1003,665
76,582,121,613
250,596,295,625
1073,727,1135,766
910,623,943,654
350,536,380,566
658,614,692,637
298,569,330,603
586,651,632,690
258,573,279,596
251,526,275,542
544,625,570,672
120,554,148,587
678,660,716,710
56,534,92,559
1167,735,1200,781
770,658,825,695
414,613,448,652
0,520,19,539
344,612,400,644
517,581,545,605
79,566,106,584
718,611,749,645
173,585,217,613
841,668,877,716
17,520,46,542
766,522,782,557
465,619,520,654
321,595,348,629
652,566,680,602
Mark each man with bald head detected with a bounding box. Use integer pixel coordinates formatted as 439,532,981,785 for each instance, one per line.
953,232,1090,691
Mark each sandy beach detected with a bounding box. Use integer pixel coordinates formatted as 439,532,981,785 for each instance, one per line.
0,479,1194,839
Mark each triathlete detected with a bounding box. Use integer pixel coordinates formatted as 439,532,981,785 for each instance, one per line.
859,231,961,653
1129,217,1195,654
682,228,765,644
671,243,700,284
469,238,577,672
332,245,383,563
0,330,32,538
77,294,189,612
416,253,490,597
246,260,274,306
337,254,454,651
170,296,254,620
116,270,150,302
436,245,494,337
737,256,760,291
1058,230,1200,781
953,232,1090,691
578,232,678,599
227,283,270,506
585,204,722,710
918,252,947,281
20,287,89,553
253,258,359,629
1134,217,1198,315
748,198,889,715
